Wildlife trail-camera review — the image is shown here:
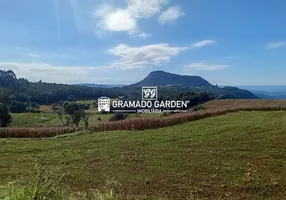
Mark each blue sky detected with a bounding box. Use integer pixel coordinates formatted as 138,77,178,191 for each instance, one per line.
0,0,285,85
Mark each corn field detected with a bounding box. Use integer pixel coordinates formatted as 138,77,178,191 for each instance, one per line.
90,99,286,132
2,100,286,138
0,126,75,138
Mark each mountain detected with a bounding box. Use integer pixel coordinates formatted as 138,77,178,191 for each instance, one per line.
75,84,124,88
127,70,257,99
129,71,211,87
238,86,286,99
0,69,257,106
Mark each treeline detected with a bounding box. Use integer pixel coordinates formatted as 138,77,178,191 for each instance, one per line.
0,70,257,114
0,70,124,105
118,86,212,108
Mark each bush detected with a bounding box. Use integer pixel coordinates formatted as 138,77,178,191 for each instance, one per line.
79,103,90,110
109,113,128,122
0,103,12,127
193,104,205,111
9,100,27,113
31,101,40,109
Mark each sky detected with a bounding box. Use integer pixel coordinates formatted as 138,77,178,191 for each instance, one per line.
0,0,285,85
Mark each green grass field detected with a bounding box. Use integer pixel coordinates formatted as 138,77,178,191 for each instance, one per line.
1,111,286,199
10,107,162,128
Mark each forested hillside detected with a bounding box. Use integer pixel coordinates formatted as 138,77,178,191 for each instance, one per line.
0,70,257,111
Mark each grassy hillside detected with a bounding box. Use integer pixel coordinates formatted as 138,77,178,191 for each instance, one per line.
10,106,161,128
1,111,286,199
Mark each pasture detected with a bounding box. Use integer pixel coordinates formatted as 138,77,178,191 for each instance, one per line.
1,111,286,199
11,106,161,128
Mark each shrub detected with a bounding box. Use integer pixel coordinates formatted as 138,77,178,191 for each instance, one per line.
109,113,128,122
0,103,12,127
193,104,205,111
79,103,90,110
9,100,27,113
31,101,40,109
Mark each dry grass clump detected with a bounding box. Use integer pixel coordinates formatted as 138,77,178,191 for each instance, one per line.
3,100,286,137
90,99,286,132
0,126,75,138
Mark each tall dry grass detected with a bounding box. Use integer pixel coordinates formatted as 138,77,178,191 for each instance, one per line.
0,126,75,138
90,100,286,132
2,100,286,138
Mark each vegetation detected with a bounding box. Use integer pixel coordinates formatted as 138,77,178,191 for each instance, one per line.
0,167,65,200
0,87,13,127
0,103,12,127
91,99,286,132
1,168,120,200
1,111,286,199
2,99,286,138
0,127,75,138
53,101,90,128
9,100,27,113
129,70,211,86
0,70,123,105
0,70,257,110
109,113,128,122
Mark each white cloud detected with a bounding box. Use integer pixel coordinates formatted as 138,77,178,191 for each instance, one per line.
128,0,168,18
95,7,137,32
26,53,41,58
138,32,151,38
94,4,113,17
159,6,185,24
265,42,286,50
94,0,170,36
105,9,136,32
192,40,216,48
109,43,188,69
0,62,109,84
185,62,230,71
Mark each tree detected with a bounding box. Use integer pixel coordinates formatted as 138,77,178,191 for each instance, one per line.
31,102,40,109
0,103,12,127
80,110,89,129
67,94,76,102
56,105,65,126
63,102,81,127
9,100,27,113
25,101,32,112
0,70,17,87
0,87,11,104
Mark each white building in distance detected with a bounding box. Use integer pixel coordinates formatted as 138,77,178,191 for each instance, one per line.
98,96,110,112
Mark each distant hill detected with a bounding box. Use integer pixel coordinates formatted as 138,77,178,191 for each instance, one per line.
129,71,211,87
75,84,124,88
126,70,257,99
0,70,257,106
238,86,286,100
